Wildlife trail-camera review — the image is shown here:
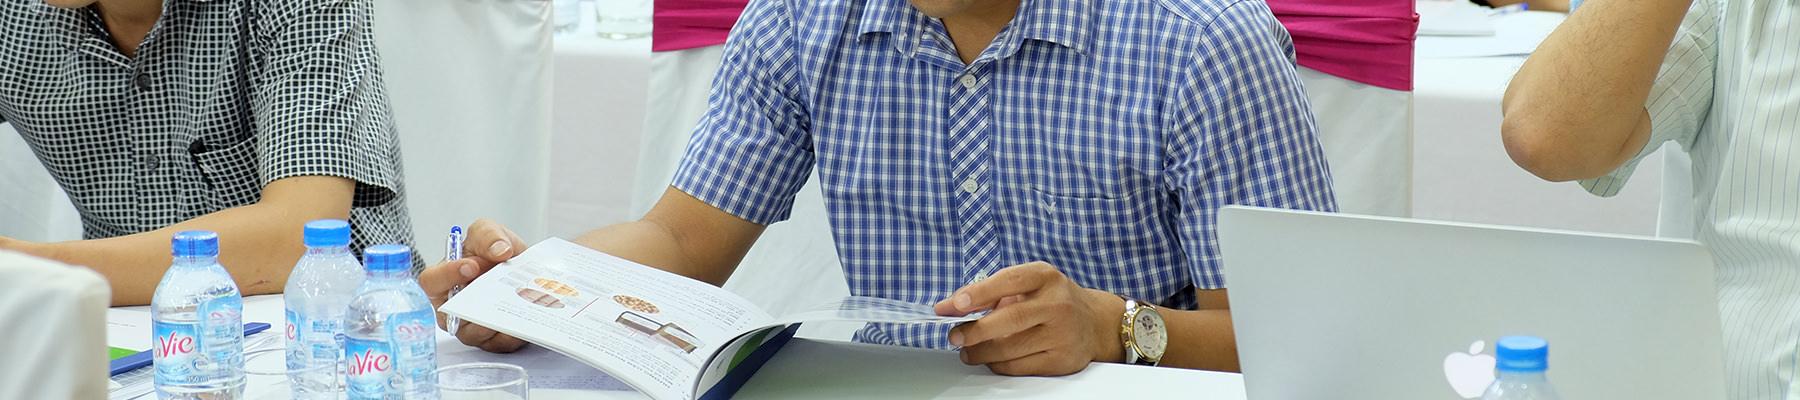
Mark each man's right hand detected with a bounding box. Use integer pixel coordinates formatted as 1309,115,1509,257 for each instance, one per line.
423,218,532,353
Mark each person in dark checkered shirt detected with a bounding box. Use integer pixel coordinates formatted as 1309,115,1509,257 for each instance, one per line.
423,0,1335,377
0,0,414,306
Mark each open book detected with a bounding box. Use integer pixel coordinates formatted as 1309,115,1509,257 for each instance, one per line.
439,238,982,400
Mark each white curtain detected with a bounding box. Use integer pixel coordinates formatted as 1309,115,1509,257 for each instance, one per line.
0,125,83,242
375,0,554,260
1298,66,1414,217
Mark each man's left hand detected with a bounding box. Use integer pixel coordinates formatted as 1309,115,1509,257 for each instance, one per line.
934,261,1125,376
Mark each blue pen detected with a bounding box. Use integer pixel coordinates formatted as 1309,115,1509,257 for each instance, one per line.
443,225,465,333
447,225,464,262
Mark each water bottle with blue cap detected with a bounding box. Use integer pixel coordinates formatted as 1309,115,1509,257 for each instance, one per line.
343,244,438,399
284,220,365,399
151,230,246,399
1481,336,1563,400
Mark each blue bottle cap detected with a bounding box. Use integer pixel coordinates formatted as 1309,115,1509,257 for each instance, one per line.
1495,336,1549,372
303,219,352,247
363,244,413,272
172,230,220,258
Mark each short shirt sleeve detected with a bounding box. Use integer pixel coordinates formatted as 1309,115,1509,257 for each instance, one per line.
1165,1,1339,289
1579,0,1718,197
668,0,815,225
251,0,401,207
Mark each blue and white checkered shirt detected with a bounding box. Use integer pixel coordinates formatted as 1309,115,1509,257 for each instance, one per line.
672,0,1336,349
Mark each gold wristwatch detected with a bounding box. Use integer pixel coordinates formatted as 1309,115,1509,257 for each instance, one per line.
1120,296,1168,366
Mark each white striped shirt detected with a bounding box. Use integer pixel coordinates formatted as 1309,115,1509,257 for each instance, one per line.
1580,1,1799,398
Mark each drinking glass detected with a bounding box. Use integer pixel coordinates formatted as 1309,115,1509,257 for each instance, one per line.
594,0,651,39
438,362,531,400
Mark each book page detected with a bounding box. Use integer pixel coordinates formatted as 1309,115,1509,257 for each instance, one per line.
441,238,773,400
773,296,986,325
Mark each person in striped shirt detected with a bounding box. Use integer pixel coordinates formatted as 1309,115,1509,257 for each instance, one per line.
425,0,1335,376
1503,1,1798,398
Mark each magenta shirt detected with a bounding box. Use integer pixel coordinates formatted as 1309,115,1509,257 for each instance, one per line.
1267,0,1418,91
653,0,749,52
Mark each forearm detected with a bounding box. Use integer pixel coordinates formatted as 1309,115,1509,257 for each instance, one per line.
1156,308,1237,371
569,210,759,288
1084,289,1239,372
570,221,733,286
29,202,328,306
1501,0,1690,180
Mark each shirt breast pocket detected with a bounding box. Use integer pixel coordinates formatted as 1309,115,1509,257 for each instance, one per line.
1024,188,1175,273
188,138,262,211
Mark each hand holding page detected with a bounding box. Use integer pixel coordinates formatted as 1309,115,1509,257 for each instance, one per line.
440,238,982,400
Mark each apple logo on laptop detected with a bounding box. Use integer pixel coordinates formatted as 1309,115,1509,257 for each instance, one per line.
1444,340,1497,398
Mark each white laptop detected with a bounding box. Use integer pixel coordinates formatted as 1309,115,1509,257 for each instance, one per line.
1217,206,1726,400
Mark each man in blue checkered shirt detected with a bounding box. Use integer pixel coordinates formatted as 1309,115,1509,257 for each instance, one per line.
426,0,1335,375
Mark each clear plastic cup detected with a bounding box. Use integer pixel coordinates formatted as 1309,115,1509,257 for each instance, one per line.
593,0,651,39
438,362,531,400
242,347,336,398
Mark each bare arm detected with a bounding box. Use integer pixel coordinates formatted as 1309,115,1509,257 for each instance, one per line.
3,176,354,306
1082,288,1238,371
1151,290,1237,371
1500,0,1693,181
935,263,1240,375
568,188,765,286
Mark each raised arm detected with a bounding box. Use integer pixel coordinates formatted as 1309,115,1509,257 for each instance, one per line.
1500,0,1695,181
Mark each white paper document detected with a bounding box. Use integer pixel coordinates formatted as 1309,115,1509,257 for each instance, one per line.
440,238,982,400
1417,1,1497,36
1418,11,1567,58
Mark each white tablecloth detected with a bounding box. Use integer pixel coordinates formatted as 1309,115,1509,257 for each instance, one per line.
1412,11,1665,236
113,295,1245,399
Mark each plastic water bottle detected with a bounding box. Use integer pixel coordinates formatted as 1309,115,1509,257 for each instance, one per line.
1481,336,1563,400
151,231,246,399
284,220,365,399
343,244,438,400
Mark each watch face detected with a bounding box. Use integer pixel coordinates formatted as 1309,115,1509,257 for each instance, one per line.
1132,309,1168,359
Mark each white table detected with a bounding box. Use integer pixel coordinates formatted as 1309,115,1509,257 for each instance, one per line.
116,295,1244,399
1412,11,1666,236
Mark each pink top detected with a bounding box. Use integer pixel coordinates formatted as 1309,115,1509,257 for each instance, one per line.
653,0,750,52
1266,0,1418,91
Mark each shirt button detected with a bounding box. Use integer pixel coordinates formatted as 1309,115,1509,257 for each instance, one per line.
959,179,979,194
133,73,150,91
958,74,977,89
138,154,159,170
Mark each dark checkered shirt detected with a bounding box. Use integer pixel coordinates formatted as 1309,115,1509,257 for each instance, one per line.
0,0,415,264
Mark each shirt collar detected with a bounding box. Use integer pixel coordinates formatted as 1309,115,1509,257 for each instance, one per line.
855,0,1093,59
1006,0,1092,56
